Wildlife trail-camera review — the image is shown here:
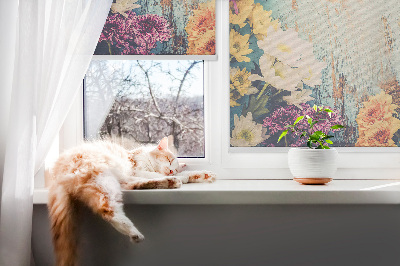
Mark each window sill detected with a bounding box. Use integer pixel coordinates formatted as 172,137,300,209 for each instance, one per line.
33,180,400,205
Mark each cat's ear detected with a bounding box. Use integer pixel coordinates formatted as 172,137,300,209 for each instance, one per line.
157,137,168,151
167,135,178,155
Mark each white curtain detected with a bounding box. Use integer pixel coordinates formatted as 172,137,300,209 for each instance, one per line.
0,0,112,265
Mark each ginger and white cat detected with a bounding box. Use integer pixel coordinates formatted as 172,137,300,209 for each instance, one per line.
48,137,216,266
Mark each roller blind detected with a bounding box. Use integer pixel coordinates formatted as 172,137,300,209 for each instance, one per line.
95,0,216,59
229,0,400,148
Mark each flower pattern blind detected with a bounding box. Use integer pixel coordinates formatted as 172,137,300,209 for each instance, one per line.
95,0,216,56
230,0,400,147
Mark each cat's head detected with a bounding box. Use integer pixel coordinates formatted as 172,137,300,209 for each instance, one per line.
149,137,179,176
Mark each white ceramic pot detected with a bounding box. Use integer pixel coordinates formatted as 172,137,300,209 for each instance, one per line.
288,148,338,184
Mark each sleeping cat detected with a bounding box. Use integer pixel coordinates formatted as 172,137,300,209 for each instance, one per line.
48,137,216,266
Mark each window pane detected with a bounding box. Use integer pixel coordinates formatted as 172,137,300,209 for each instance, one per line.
84,60,204,158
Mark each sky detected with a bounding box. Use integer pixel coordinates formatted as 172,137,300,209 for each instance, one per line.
87,59,204,98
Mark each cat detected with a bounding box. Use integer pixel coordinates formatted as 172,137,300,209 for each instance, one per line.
48,137,216,266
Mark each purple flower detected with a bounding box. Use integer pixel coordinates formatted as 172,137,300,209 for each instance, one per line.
263,105,302,135
230,0,239,15
99,11,172,55
127,14,172,55
263,104,344,147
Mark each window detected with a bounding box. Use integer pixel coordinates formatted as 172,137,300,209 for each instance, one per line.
54,0,400,183
83,60,205,158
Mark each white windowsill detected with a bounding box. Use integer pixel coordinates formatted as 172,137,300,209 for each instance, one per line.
33,179,400,205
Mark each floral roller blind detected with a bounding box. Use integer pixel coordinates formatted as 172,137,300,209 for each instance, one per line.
95,0,216,56
230,0,400,148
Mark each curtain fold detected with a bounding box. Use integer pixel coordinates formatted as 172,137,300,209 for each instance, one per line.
0,0,112,265
0,0,18,200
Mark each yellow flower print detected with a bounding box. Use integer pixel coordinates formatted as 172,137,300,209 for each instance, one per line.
249,4,279,40
230,92,241,107
356,121,400,147
188,29,215,55
355,91,400,147
229,0,255,28
230,67,258,96
230,29,253,62
111,0,141,17
186,0,216,55
230,68,257,107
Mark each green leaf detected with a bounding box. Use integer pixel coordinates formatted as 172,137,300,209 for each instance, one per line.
310,120,318,129
309,133,319,141
307,117,313,126
325,139,333,144
324,109,333,113
331,124,344,129
322,145,330,149
307,140,312,148
313,105,318,112
293,116,304,126
242,94,270,118
277,130,288,143
310,131,328,142
300,132,307,138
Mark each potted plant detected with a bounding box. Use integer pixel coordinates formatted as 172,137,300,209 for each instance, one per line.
278,105,344,185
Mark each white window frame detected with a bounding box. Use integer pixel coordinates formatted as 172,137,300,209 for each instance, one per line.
58,0,400,181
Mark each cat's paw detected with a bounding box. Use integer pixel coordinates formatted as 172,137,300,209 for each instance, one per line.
177,163,187,173
203,171,217,183
166,177,182,189
130,232,145,243
187,171,217,183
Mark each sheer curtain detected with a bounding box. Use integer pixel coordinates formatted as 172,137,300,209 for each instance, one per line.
0,0,112,265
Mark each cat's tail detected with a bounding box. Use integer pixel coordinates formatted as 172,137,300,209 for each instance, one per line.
48,183,78,266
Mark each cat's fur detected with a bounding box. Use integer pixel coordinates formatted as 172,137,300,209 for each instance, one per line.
48,137,216,266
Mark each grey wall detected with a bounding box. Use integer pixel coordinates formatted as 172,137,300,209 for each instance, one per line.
32,205,400,266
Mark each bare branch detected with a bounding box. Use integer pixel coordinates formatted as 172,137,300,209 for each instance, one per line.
125,107,204,130
136,61,162,115
174,60,202,115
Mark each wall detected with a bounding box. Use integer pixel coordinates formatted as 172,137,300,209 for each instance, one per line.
32,204,400,266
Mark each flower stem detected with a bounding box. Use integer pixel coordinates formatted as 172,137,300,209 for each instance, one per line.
257,83,269,100
107,42,112,55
